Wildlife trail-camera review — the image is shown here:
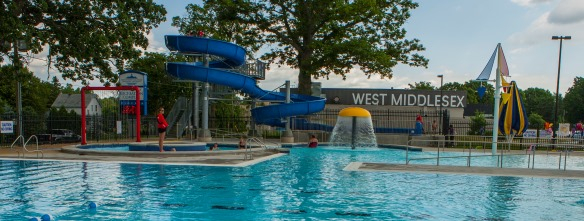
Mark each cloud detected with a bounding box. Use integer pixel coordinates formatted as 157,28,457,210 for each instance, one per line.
258,64,412,91
547,0,584,24
511,0,554,7
145,31,169,53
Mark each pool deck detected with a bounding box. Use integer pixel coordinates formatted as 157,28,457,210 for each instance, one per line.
0,141,290,167
344,162,584,180
1,141,584,179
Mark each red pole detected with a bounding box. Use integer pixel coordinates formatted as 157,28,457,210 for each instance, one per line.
81,86,142,144
81,87,87,145
133,86,141,142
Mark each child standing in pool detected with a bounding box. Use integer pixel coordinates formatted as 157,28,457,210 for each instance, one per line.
210,143,219,151
308,135,318,148
157,107,168,152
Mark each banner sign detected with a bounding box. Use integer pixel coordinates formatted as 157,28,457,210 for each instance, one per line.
1,121,14,134
319,88,467,107
559,123,571,137
523,129,553,138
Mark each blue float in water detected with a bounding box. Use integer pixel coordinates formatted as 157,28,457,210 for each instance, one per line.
41,214,53,221
88,201,98,209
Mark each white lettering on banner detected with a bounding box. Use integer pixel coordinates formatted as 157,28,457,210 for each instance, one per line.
392,94,402,106
407,94,416,106
350,93,465,107
379,94,387,105
352,93,388,105
456,96,464,107
1,121,14,134
352,93,364,104
417,95,426,106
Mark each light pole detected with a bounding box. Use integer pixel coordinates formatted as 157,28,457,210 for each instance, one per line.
551,35,571,139
437,74,444,135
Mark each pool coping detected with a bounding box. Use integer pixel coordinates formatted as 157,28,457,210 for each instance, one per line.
344,162,584,180
61,143,288,157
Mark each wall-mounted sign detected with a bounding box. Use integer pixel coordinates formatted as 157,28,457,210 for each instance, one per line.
1,121,14,134
319,88,467,108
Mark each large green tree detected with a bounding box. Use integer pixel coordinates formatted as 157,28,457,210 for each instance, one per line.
1,0,166,85
173,0,428,95
522,87,554,122
0,65,61,115
127,52,192,115
408,81,435,90
441,81,495,105
564,77,584,123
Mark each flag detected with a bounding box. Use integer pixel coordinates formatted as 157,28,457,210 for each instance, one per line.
498,45,509,77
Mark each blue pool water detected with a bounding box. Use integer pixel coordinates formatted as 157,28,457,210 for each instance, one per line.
1,147,584,220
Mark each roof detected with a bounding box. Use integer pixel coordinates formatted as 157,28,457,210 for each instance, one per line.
51,93,99,108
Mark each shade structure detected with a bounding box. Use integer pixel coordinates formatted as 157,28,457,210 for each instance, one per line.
498,81,528,136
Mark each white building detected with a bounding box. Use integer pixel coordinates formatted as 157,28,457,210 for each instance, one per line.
51,93,102,116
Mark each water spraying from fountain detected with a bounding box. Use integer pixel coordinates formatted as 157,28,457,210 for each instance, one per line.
330,107,377,148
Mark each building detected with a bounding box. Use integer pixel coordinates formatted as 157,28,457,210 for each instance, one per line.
51,93,102,116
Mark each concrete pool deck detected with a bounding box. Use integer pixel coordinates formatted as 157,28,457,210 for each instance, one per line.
344,162,584,180
1,141,583,179
0,140,290,167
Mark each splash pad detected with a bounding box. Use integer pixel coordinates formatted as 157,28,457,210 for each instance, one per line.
330,107,377,149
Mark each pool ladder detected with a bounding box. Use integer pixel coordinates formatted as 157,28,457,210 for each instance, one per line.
244,137,280,160
11,135,44,158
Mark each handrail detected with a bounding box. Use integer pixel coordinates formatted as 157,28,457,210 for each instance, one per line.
405,138,579,170
23,135,43,159
244,137,260,160
242,137,281,160
10,135,25,158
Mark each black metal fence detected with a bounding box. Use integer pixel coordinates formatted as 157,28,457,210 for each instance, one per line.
1,109,465,147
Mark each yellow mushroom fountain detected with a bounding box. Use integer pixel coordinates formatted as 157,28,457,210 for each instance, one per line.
330,107,377,149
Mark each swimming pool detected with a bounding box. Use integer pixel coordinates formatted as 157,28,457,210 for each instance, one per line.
2,147,584,220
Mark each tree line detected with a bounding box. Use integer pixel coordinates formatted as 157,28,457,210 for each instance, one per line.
1,0,582,131
408,78,584,129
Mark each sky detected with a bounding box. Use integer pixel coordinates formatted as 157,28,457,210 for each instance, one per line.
26,0,584,95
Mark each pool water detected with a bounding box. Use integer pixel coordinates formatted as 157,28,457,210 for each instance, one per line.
1,147,584,220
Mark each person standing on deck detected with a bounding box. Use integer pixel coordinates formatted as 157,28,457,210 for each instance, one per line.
157,107,169,152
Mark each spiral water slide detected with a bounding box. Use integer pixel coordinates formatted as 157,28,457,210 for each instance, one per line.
165,35,326,126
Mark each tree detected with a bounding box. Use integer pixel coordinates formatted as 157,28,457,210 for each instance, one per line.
0,65,61,115
469,111,487,135
522,87,554,122
127,52,191,115
441,81,494,105
408,81,435,90
528,113,545,130
173,0,428,95
1,1,166,85
211,94,247,132
564,77,584,123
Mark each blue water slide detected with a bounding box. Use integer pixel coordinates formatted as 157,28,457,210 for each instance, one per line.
165,35,326,126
